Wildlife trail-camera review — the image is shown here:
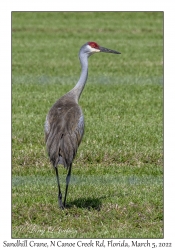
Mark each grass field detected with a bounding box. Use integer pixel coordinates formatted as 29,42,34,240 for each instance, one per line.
12,12,163,238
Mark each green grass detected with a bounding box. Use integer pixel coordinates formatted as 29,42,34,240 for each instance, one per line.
12,12,163,238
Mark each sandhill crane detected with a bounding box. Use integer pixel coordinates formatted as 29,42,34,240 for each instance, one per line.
45,41,121,209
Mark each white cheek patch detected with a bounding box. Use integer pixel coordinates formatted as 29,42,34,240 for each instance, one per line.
87,45,100,53
91,47,100,53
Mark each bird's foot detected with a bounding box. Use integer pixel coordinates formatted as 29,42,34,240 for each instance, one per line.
60,204,65,210
59,202,66,210
58,196,64,209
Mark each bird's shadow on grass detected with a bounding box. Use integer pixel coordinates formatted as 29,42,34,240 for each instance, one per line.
67,197,103,211
65,193,119,211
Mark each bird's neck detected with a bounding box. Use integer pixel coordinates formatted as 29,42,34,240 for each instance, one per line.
68,54,88,103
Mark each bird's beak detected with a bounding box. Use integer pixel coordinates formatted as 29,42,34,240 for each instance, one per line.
99,46,121,54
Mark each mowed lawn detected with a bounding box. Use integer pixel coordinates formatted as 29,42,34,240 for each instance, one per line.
12,12,163,238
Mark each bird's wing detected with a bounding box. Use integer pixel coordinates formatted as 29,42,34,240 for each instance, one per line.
45,100,84,168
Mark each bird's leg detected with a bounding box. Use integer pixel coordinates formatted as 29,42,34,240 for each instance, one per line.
63,164,72,208
55,167,64,209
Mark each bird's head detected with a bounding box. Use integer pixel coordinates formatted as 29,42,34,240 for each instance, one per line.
80,41,121,57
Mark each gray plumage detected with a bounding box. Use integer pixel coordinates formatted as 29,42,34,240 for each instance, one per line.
45,41,121,209
45,96,84,168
